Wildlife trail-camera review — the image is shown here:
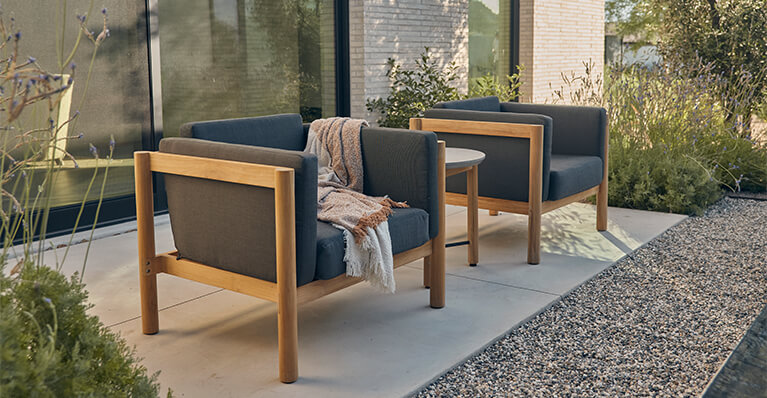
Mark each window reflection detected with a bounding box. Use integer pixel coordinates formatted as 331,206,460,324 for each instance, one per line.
159,0,336,138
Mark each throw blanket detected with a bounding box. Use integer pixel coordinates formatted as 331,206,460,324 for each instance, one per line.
305,118,406,293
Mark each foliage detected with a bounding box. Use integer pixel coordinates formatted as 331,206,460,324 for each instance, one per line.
366,48,461,128
556,60,767,215
606,0,767,126
367,48,525,129
0,4,166,396
0,264,160,397
468,65,525,103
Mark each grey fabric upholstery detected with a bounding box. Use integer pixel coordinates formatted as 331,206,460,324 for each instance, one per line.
159,137,318,286
548,155,603,200
314,208,430,280
179,114,307,151
360,127,440,239
423,108,553,202
161,114,439,287
434,96,501,112
500,102,607,160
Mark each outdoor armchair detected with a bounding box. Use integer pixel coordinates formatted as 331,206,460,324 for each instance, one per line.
411,96,608,264
134,113,446,383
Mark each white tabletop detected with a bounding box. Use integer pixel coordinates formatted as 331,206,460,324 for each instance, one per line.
445,147,486,169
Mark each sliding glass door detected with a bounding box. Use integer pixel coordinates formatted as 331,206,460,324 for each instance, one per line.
157,0,337,138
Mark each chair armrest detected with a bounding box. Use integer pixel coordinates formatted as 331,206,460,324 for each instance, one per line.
501,102,607,160
158,137,318,286
360,127,440,239
421,108,553,203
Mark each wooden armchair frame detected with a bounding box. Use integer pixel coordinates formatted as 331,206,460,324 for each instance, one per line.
133,141,445,384
410,118,607,264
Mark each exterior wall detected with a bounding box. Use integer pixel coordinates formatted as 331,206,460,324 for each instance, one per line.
522,0,605,103
351,0,604,120
349,0,469,120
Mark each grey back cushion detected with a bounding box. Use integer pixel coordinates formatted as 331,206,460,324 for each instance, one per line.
360,127,439,239
423,108,553,202
159,137,318,286
433,96,501,112
179,113,306,151
500,102,607,159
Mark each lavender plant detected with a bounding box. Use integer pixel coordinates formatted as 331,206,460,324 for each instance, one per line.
554,60,767,214
0,4,166,396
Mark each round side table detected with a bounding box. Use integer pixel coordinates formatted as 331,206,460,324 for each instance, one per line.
445,147,485,267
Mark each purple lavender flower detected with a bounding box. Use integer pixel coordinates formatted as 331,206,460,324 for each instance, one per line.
89,143,98,157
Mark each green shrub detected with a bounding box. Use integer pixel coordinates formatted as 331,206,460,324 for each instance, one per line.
367,47,524,128
609,146,721,215
557,61,767,214
468,65,525,103
0,264,161,396
366,48,461,128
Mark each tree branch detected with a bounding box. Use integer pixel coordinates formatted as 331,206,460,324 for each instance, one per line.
706,0,720,29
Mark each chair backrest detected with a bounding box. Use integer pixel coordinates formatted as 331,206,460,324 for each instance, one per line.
180,113,306,151
433,96,501,112
424,102,553,203
159,135,319,286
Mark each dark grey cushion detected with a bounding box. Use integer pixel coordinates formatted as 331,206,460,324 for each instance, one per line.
360,127,439,239
314,208,430,280
548,155,603,201
159,137,318,286
179,114,306,151
423,108,553,202
434,96,501,112
500,102,607,160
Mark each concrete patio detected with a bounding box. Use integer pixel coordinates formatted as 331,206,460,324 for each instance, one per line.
49,203,685,397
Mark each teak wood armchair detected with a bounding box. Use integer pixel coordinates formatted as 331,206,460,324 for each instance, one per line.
134,114,446,384
412,96,609,264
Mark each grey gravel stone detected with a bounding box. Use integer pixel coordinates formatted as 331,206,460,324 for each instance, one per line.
414,198,767,398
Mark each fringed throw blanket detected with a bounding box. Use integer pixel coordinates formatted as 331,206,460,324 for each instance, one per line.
305,117,407,292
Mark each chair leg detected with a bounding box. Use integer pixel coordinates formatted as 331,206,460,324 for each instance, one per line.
278,290,298,383
140,272,159,334
489,210,499,216
527,208,541,265
431,140,446,308
423,256,431,288
597,178,608,231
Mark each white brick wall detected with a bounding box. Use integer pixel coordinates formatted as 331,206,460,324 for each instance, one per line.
351,0,604,120
350,0,469,120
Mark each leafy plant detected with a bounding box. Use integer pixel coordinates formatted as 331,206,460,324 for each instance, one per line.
0,4,167,396
366,48,461,128
468,65,525,103
555,60,767,215
367,48,526,128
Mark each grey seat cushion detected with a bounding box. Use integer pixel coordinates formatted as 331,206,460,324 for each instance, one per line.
314,208,430,280
548,155,603,201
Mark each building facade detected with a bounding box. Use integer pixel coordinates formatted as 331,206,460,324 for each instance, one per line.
350,0,605,120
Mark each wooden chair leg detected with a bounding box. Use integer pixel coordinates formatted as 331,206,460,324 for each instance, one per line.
597,182,608,231
277,293,298,383
527,208,541,265
423,256,431,288
135,151,159,334
431,141,446,308
489,210,499,216
275,169,298,383
139,273,159,334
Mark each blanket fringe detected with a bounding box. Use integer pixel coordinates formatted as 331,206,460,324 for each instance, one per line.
351,199,409,243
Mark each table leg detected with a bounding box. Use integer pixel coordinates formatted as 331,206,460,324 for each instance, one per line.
467,165,479,266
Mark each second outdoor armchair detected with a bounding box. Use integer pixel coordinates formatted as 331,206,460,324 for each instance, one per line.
411,96,608,264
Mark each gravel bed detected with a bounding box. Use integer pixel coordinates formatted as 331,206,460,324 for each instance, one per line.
415,198,767,397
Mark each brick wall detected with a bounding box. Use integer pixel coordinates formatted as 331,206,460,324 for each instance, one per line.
349,0,469,120
351,0,604,120
520,0,604,103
